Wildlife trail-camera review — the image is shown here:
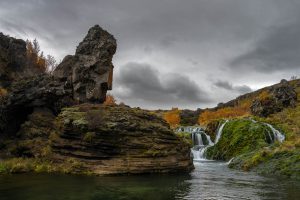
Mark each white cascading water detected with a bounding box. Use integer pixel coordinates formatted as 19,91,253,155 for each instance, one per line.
251,119,285,143
214,120,229,144
177,119,285,162
264,123,285,143
192,120,229,161
178,122,229,161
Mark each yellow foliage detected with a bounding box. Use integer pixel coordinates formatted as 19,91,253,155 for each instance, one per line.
26,39,47,72
258,90,271,101
163,108,181,127
199,103,250,125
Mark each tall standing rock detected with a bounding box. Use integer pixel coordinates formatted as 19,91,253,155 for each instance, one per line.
53,25,116,103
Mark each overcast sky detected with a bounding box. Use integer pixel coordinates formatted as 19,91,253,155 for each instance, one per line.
1,0,299,109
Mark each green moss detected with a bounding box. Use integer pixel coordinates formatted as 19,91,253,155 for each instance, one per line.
0,163,8,174
0,157,89,175
83,132,96,143
144,149,162,157
230,148,300,179
206,119,271,160
59,107,88,130
176,132,192,147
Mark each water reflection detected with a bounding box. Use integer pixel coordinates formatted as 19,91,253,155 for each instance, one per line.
0,161,299,200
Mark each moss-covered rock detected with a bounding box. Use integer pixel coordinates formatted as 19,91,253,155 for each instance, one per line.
50,104,193,175
206,119,273,160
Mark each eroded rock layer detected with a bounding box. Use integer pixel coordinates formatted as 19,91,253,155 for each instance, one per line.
50,104,193,174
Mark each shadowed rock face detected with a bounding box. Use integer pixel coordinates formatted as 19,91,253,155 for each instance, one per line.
53,25,116,103
0,33,44,89
0,25,117,135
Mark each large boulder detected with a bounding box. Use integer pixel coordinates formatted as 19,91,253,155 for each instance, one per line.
53,25,116,103
251,79,297,117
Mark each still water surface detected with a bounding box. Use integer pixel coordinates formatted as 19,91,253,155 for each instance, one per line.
0,161,299,200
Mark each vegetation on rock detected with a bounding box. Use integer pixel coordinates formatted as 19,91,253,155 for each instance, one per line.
206,119,272,160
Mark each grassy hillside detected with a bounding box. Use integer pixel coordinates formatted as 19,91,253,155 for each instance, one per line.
204,79,300,179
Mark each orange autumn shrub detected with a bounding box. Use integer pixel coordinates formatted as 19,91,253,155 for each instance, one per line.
258,90,272,101
163,108,181,127
0,88,8,97
104,94,116,105
199,100,251,125
26,39,57,73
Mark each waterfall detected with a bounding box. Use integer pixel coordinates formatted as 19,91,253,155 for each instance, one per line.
191,120,230,161
188,121,228,161
264,123,285,143
191,132,204,146
177,119,285,163
251,119,285,143
214,120,228,144
175,126,215,161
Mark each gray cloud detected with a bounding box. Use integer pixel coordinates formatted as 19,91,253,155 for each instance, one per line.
230,20,300,72
113,62,210,108
214,80,252,94
0,0,299,109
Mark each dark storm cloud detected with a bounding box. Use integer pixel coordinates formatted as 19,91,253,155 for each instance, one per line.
114,62,210,106
214,80,252,94
230,20,300,72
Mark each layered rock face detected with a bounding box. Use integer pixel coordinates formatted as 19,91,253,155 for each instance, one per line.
49,104,193,174
0,25,116,135
53,25,116,103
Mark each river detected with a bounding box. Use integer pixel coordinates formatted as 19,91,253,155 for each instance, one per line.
0,160,299,200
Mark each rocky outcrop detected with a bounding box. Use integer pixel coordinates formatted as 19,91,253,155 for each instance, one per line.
251,79,297,117
0,25,116,135
50,104,193,174
53,25,116,103
0,33,44,89
0,26,193,175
